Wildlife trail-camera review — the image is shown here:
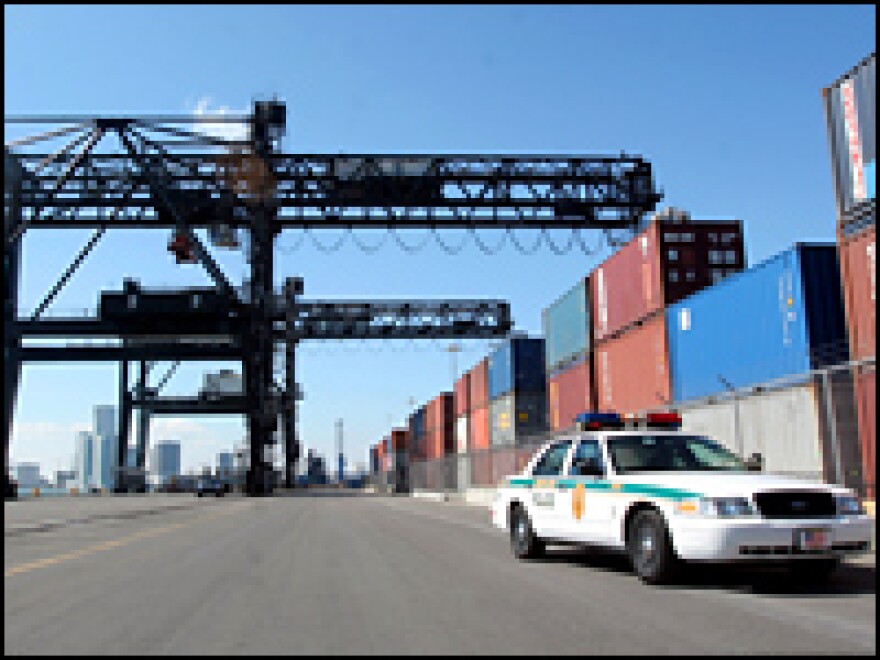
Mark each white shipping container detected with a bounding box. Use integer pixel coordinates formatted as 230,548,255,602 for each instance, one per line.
679,375,861,487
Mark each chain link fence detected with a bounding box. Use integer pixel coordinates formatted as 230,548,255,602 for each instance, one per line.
372,358,876,500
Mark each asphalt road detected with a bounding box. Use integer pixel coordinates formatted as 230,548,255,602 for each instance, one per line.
4,493,876,655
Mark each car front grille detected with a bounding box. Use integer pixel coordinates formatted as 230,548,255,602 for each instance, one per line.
753,490,836,519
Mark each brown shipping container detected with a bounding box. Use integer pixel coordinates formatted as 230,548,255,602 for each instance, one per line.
468,358,490,410
856,370,876,500
591,216,745,342
469,405,490,452
548,357,594,431
595,311,672,415
390,429,408,453
839,224,876,361
454,371,471,416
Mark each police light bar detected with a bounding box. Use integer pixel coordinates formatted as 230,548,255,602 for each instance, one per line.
645,412,682,428
575,412,623,430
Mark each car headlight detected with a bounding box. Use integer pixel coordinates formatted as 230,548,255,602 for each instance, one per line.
835,494,863,516
676,497,755,517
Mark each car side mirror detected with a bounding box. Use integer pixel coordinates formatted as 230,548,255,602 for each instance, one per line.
744,453,763,472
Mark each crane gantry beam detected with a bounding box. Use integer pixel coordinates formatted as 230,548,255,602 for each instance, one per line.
4,102,661,496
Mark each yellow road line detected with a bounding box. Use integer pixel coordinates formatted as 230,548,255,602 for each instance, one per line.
5,501,251,578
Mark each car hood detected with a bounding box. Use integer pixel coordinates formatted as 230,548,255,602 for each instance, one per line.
613,472,851,499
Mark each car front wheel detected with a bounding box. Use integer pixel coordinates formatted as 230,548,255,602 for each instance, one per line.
628,509,679,584
510,507,545,560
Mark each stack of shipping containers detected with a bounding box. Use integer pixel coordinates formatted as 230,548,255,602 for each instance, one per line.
423,393,454,490
388,428,409,493
667,244,860,485
544,278,594,431
591,210,746,414
463,358,491,486
488,336,547,483
824,51,876,499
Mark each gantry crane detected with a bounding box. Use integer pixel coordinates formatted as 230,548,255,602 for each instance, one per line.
4,100,661,495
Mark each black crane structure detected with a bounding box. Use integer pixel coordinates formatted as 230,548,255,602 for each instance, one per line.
4,100,661,496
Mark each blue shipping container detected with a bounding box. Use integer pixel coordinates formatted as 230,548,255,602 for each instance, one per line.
488,336,546,401
542,278,590,372
667,244,849,402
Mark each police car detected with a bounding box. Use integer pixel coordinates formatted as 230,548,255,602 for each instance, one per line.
491,412,872,584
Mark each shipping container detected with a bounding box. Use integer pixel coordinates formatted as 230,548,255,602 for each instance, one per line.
407,407,427,461
455,415,469,454
424,393,454,460
468,358,489,410
390,429,408,454
679,374,862,489
823,52,876,225
469,405,490,452
855,368,876,499
838,223,876,361
595,311,671,415
542,278,590,372
454,371,471,417
489,392,548,446
668,244,850,402
592,215,745,343
548,356,594,431
488,336,546,401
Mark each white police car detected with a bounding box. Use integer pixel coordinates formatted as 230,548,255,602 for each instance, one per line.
491,412,872,584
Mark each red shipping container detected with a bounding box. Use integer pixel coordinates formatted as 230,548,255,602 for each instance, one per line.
469,405,490,452
468,358,489,410
839,225,876,361
454,371,471,416
592,217,745,342
595,311,671,415
856,369,875,500
548,357,594,431
425,393,454,459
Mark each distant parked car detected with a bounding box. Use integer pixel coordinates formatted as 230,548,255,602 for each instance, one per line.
196,477,226,497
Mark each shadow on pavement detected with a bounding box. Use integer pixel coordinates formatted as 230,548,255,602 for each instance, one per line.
537,546,877,597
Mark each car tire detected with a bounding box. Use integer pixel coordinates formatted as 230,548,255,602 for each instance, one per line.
197,492,203,498
788,558,841,582
510,507,545,560
628,509,679,584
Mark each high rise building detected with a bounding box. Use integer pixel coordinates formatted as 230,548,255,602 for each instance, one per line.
13,463,42,489
75,431,94,489
92,432,119,491
152,441,181,486
217,452,234,478
94,405,117,440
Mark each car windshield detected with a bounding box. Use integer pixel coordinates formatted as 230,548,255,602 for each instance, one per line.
606,434,746,474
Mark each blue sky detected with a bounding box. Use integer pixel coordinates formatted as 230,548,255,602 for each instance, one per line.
4,5,876,476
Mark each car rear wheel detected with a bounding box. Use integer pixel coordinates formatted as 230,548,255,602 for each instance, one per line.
510,507,544,560
628,509,679,584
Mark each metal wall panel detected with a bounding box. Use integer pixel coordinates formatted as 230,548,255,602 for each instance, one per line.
667,245,848,402
542,278,590,372
680,376,862,488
